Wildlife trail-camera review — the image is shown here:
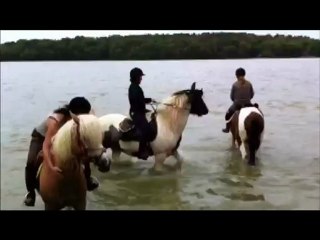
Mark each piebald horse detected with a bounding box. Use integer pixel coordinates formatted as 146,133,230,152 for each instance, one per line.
99,82,209,172
228,103,264,165
37,113,111,210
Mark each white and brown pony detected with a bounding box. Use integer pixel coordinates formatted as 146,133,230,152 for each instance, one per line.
37,113,111,210
99,82,209,172
229,103,264,165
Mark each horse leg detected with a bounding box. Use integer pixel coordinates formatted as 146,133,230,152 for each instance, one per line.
231,133,236,148
112,149,121,162
45,203,62,211
153,153,166,173
236,135,241,149
239,142,247,160
73,199,86,210
173,150,184,172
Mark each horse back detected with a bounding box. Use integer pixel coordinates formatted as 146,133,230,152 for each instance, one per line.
230,110,240,139
238,107,264,148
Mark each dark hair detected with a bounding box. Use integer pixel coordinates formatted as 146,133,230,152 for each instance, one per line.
54,97,91,117
53,104,70,116
68,97,91,114
236,68,246,77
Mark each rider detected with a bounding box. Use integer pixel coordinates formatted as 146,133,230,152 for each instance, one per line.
222,67,255,133
24,96,99,207
128,67,155,160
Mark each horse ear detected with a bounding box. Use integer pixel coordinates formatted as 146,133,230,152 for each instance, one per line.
191,82,196,90
70,111,80,125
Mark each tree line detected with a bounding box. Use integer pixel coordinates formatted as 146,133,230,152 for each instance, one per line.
1,32,319,61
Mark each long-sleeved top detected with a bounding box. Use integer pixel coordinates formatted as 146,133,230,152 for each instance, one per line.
128,82,152,115
230,79,254,105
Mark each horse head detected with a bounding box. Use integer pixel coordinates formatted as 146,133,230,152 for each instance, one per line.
172,82,209,116
67,113,111,172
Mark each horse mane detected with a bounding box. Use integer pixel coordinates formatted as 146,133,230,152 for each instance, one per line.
51,114,103,169
156,91,190,133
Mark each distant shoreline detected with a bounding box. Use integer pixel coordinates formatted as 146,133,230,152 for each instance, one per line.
1,33,319,61
1,56,319,63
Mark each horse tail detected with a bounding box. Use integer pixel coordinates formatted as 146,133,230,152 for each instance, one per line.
245,112,264,165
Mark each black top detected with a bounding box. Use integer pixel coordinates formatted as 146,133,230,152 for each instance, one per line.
128,83,152,114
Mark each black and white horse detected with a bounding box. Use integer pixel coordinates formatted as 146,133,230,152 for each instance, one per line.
229,104,265,165
99,82,209,172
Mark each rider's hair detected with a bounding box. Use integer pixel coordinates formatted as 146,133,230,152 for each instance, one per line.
53,97,91,117
236,68,246,77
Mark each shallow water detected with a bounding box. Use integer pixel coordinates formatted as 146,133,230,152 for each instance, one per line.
1,58,319,210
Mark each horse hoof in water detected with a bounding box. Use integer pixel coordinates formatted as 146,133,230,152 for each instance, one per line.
87,176,99,191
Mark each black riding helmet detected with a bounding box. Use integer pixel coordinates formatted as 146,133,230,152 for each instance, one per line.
130,67,145,82
68,97,91,114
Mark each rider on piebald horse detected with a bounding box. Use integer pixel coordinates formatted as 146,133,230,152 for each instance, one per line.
222,68,255,133
128,67,156,160
24,97,99,207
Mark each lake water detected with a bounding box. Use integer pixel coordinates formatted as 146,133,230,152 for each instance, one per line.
1,59,319,210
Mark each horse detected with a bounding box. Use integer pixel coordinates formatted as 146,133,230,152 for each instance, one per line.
228,103,264,165
99,82,209,172
37,113,111,210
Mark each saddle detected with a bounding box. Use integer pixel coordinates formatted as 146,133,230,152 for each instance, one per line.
226,103,260,123
118,111,157,142
102,110,158,154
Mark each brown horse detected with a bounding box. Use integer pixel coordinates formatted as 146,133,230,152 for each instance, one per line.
228,103,264,165
36,113,109,210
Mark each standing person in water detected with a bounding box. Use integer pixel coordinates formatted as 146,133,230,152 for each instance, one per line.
23,97,99,207
222,68,255,133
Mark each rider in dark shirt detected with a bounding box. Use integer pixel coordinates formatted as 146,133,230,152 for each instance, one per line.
128,67,155,160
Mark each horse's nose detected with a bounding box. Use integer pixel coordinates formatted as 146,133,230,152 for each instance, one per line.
96,152,111,173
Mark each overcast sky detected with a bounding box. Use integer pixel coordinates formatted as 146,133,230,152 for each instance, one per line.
1,30,319,43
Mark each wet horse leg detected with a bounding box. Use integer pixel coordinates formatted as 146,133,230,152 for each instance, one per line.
236,135,242,149
231,132,237,148
112,150,121,162
173,150,184,172
153,153,166,172
73,199,86,210
45,203,63,211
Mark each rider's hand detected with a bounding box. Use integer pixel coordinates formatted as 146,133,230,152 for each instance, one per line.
151,99,157,104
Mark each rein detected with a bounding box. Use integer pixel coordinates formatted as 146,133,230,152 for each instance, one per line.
150,101,191,113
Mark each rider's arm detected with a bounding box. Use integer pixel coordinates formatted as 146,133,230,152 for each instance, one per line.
250,83,254,99
230,84,235,102
42,118,59,170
